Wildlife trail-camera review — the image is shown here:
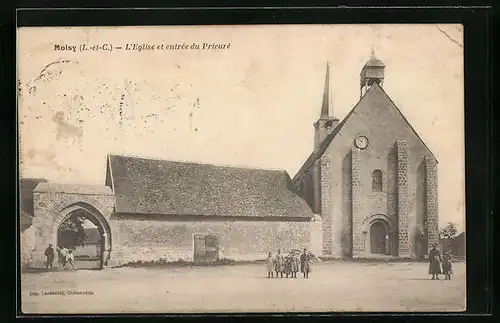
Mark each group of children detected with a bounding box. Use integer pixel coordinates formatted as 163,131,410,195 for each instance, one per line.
266,248,313,279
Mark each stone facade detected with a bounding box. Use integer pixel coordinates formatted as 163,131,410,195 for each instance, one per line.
293,58,439,260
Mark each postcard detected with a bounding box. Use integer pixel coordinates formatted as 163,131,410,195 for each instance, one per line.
18,24,465,314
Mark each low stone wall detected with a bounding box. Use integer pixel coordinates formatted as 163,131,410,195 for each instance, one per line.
109,216,312,266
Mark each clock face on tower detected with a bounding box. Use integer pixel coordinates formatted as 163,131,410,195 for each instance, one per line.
354,135,369,149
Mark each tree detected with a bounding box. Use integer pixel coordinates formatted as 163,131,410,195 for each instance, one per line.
439,222,459,240
57,211,88,249
439,222,459,252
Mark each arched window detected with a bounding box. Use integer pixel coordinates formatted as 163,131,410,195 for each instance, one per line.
372,169,383,192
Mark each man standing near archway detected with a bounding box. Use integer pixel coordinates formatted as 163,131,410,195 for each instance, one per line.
44,244,54,269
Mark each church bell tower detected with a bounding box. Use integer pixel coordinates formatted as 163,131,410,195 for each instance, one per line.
311,62,339,215
360,48,385,98
314,62,339,151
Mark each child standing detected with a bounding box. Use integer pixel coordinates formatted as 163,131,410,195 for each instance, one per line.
442,252,453,280
56,246,68,268
283,256,291,278
266,252,274,278
65,249,77,271
291,253,300,278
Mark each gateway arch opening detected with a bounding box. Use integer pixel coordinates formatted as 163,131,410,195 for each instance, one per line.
56,208,107,270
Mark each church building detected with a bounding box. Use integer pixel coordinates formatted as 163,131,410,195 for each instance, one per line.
293,53,439,259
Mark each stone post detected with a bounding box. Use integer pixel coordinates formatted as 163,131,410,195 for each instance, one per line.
425,156,439,251
321,157,332,256
351,148,363,256
397,140,410,258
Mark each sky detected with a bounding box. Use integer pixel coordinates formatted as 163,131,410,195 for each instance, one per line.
17,24,465,231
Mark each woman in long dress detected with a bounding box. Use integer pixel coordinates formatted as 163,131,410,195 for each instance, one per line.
428,243,442,280
300,248,311,279
266,252,274,278
274,249,285,278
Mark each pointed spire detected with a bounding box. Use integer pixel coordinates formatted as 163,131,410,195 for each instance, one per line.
371,45,375,58
320,61,330,118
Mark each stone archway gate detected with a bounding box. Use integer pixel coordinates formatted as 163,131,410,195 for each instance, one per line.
29,183,115,269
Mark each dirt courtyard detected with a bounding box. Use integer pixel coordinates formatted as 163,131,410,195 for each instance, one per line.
21,261,466,314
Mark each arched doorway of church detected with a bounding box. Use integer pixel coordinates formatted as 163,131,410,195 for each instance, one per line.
370,221,387,255
55,207,109,270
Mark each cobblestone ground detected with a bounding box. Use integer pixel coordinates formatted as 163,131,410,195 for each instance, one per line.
21,261,466,314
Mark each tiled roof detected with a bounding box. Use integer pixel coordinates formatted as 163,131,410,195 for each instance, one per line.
364,57,385,68
363,52,385,68
107,154,314,218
